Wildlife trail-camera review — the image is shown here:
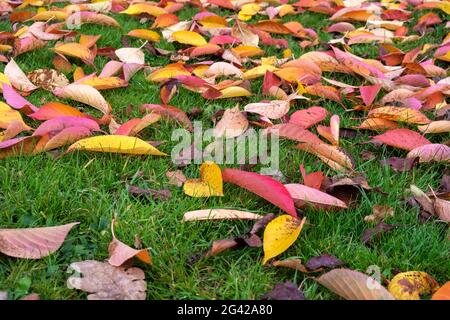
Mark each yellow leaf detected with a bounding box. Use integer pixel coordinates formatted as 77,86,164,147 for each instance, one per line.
240,3,260,15
146,65,191,82
263,215,306,265
67,135,167,156
0,45,12,53
31,10,68,21
237,12,252,21
368,106,431,125
52,43,93,63
0,102,30,130
437,1,450,14
219,86,252,99
243,65,278,80
183,162,223,197
80,77,128,90
172,31,207,47
120,4,167,17
388,271,439,300
127,29,161,42
0,72,11,93
231,45,264,58
197,15,228,28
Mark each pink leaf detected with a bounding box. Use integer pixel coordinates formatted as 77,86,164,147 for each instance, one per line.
371,128,431,151
222,168,297,217
407,144,450,163
0,222,79,259
43,126,92,151
33,116,100,136
285,184,348,209
2,84,38,114
289,106,328,129
264,123,324,144
360,84,381,106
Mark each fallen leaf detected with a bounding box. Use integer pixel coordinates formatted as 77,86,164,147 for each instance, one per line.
285,184,347,209
262,215,306,264
67,135,166,156
262,281,305,300
317,268,394,300
364,205,394,223
108,220,152,267
222,168,297,216
53,84,112,115
380,157,419,172
115,47,145,64
361,222,397,246
305,254,345,271
4,58,38,92
128,185,171,202
371,129,431,151
183,162,223,197
0,222,79,259
166,170,186,187
432,281,450,300
182,209,263,222
388,271,439,300
407,144,450,163
67,260,146,300
27,68,69,91
214,106,248,138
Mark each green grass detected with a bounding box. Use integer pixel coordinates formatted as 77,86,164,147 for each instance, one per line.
0,6,449,300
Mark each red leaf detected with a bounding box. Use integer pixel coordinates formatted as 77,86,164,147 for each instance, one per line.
289,106,328,128
299,165,324,189
222,168,297,217
371,128,431,151
360,84,381,106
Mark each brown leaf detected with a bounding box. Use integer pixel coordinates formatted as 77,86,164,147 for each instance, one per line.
364,205,394,223
67,260,147,300
27,68,69,91
272,258,309,273
317,268,394,300
380,157,419,172
128,185,171,201
166,170,186,187
262,281,305,300
361,222,398,246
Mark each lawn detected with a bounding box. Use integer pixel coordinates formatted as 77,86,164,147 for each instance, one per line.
0,3,449,300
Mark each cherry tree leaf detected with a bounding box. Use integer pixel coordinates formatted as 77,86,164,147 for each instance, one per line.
222,168,297,217
0,222,79,259
317,268,394,300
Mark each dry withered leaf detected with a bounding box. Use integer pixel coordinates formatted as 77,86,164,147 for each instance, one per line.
364,205,394,223
27,68,69,91
380,157,419,172
262,281,305,300
67,260,147,300
272,258,309,273
128,185,171,201
317,268,394,300
305,254,345,271
361,222,398,246
166,170,186,187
